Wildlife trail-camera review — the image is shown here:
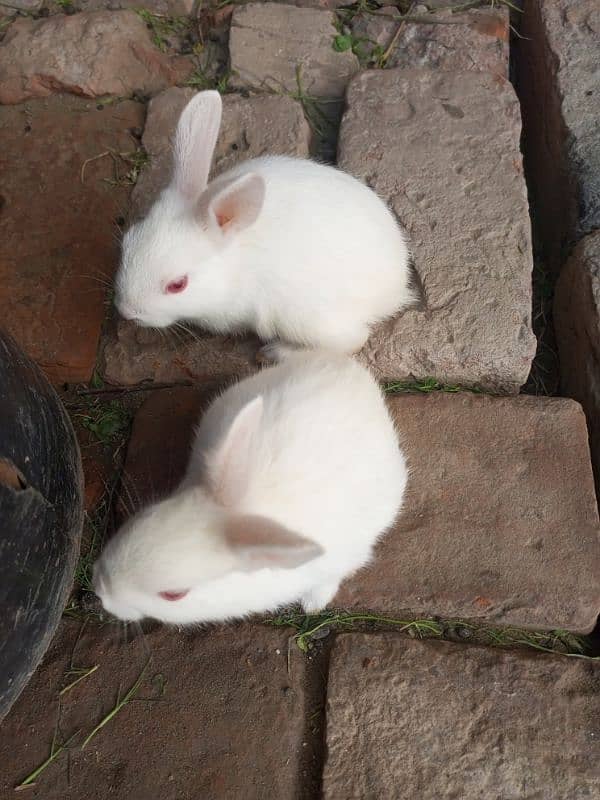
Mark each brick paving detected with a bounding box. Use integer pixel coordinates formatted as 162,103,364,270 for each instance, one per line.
1,2,599,797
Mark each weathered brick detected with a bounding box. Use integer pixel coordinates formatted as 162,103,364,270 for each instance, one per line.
0,96,144,384
0,620,310,798
334,393,600,633
323,635,600,800
338,68,536,392
352,5,508,75
229,3,359,96
0,11,191,105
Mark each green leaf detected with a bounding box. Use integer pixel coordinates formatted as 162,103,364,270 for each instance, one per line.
90,370,104,390
333,34,352,52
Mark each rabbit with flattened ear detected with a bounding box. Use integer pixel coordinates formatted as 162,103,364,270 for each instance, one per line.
92,351,408,624
115,91,413,362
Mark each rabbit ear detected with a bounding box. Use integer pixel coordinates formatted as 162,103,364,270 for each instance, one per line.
199,173,265,235
207,396,263,507
173,90,223,203
225,515,324,571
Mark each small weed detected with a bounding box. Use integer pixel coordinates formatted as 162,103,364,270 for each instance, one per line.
81,661,150,749
269,611,443,652
15,729,80,790
62,600,109,625
90,370,105,390
59,665,99,696
446,623,594,658
55,0,74,8
186,66,232,94
384,377,484,394
104,148,150,187
77,399,131,446
136,9,191,52
80,147,149,187
332,32,376,65
289,65,338,141
269,611,597,659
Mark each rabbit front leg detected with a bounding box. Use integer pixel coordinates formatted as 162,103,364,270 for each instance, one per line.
301,580,341,614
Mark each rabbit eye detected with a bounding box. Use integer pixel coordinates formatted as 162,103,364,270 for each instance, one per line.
165,276,188,294
158,590,189,601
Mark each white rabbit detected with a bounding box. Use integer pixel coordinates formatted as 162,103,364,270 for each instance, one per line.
93,352,407,624
115,90,412,362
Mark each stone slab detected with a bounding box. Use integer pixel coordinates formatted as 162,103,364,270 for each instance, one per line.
337,68,536,392
100,318,261,386
117,388,600,632
0,10,191,105
0,96,144,384
334,392,600,632
229,3,359,96
130,88,311,219
352,5,508,75
0,0,40,10
517,1,600,267
77,0,194,12
323,635,600,800
0,619,309,798
554,230,600,494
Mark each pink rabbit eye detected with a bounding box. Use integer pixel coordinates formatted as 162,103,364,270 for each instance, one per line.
158,590,189,601
165,276,188,294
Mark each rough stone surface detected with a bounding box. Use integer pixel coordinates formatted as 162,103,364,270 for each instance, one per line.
352,6,508,75
517,0,600,267
0,96,144,384
0,619,310,798
77,0,194,12
554,230,600,494
0,11,191,105
335,393,600,632
117,388,600,632
130,88,311,219
0,0,40,10
229,3,359,96
100,318,260,386
338,68,536,392
323,635,600,800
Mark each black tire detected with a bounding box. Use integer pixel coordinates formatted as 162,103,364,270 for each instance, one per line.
0,329,83,722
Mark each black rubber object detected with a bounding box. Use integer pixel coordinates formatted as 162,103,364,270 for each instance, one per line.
0,329,83,722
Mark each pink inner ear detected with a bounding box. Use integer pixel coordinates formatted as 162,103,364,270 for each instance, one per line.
158,590,189,601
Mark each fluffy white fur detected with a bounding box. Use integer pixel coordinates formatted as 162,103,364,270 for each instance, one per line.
115,90,412,356
93,352,408,624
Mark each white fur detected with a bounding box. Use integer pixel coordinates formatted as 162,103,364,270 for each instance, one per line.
93,352,408,624
115,90,412,353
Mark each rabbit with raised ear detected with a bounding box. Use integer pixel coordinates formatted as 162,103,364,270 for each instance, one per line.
115,91,413,362
92,351,407,624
